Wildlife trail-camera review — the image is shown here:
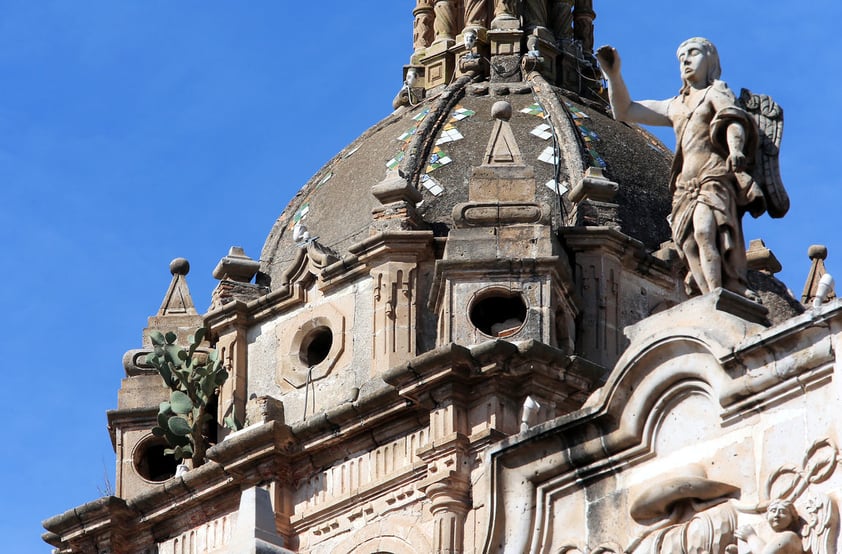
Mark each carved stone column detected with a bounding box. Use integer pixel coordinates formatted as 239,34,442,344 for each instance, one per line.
463,0,488,31
427,475,471,553
549,0,574,41
573,0,595,54
491,0,519,29
522,0,548,33
434,0,457,44
413,0,436,53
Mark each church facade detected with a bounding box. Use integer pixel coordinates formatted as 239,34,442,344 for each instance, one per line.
44,2,842,553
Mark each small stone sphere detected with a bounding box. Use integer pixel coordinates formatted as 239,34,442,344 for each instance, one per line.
491,101,512,121
808,244,828,260
170,257,190,275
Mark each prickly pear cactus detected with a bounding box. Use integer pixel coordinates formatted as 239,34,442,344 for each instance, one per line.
145,328,229,467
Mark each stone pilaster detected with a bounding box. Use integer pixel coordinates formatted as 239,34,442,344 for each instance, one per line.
372,261,419,374
427,474,471,553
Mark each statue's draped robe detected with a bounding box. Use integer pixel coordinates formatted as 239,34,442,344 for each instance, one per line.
666,82,760,292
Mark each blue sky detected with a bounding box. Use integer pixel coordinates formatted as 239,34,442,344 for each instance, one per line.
2,2,839,551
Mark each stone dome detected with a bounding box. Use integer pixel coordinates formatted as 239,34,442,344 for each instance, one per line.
258,79,673,288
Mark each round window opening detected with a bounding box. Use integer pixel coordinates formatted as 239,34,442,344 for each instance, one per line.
299,326,333,367
133,438,177,482
469,291,527,337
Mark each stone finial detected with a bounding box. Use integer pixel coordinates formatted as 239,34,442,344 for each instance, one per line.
802,244,836,305
213,246,260,283
158,258,197,316
484,101,523,166
170,257,190,276
746,239,782,274
491,100,512,121
142,258,204,350
370,172,423,232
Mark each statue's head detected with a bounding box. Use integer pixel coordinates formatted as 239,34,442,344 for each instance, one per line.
766,499,798,532
676,37,721,93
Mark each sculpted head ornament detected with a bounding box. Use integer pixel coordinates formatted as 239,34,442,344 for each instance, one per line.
676,37,721,92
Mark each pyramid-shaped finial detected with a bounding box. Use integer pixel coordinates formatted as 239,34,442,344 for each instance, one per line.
802,245,836,305
483,101,523,166
158,258,197,316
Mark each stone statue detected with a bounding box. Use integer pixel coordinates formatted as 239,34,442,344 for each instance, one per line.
597,38,788,300
735,500,804,554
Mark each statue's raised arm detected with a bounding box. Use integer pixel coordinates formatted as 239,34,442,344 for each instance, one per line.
595,37,789,302
596,45,671,126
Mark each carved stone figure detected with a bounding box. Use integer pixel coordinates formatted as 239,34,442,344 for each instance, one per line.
597,38,788,300
626,465,740,554
735,500,804,553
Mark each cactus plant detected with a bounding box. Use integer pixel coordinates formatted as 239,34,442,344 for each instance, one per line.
145,328,231,468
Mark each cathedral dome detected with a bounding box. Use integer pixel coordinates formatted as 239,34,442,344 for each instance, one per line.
258,80,673,287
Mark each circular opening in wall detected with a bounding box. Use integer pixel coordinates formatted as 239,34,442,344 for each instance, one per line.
133,437,177,482
469,291,527,337
299,326,333,367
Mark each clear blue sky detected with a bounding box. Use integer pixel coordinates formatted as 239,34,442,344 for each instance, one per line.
2,2,839,551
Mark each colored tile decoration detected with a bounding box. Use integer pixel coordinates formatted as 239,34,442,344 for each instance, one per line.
412,107,431,122
399,125,419,143
316,172,333,187
436,124,464,145
531,123,553,140
638,130,670,155
450,106,476,121
426,147,452,173
565,101,607,169
420,174,444,196
538,146,559,165
293,203,310,224
520,103,546,118
386,150,405,170
545,179,569,195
